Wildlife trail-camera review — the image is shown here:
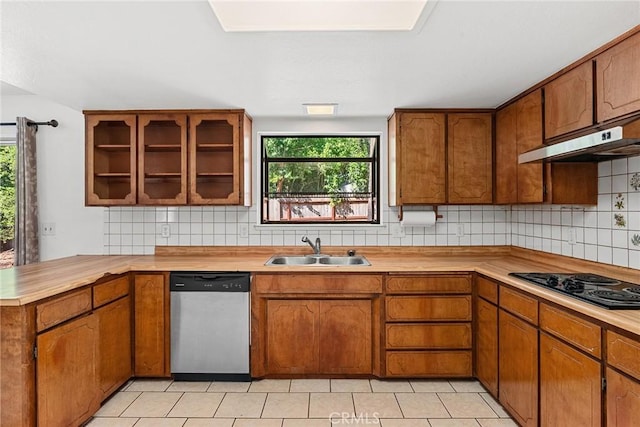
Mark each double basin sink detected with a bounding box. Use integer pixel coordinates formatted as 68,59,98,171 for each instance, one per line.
265,254,371,266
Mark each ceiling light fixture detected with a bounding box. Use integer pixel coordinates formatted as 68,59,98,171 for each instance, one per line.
208,0,429,32
303,103,338,116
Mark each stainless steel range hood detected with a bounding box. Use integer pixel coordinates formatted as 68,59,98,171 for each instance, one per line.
518,116,640,163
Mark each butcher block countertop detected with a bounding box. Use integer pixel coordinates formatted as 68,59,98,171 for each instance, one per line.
1,245,639,336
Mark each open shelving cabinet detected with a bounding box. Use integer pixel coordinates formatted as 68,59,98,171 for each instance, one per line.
138,114,187,205
189,113,240,204
86,114,137,205
85,109,251,206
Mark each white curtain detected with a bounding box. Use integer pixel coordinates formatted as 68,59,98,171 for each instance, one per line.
15,117,39,265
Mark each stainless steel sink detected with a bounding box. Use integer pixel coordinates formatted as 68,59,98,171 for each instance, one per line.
317,256,369,265
264,255,318,265
265,255,370,266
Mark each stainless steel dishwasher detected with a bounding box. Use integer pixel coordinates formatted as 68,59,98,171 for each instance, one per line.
170,272,251,381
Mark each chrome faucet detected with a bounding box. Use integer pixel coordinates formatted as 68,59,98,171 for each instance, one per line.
301,236,321,255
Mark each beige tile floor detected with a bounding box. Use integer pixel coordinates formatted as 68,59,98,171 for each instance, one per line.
87,379,517,427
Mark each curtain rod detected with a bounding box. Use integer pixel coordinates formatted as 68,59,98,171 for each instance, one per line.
0,119,59,130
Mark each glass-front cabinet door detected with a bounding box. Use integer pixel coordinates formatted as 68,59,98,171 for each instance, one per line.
137,114,187,205
86,114,137,205
189,113,241,205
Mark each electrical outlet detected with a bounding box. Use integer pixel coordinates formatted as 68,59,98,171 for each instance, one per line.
239,224,249,238
160,224,171,238
456,224,465,237
41,223,55,236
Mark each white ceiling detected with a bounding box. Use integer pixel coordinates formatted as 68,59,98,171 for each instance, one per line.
1,1,639,118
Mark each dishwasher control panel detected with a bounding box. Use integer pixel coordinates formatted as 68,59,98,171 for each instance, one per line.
170,272,250,292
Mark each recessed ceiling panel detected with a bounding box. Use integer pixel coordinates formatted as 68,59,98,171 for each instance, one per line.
208,0,428,32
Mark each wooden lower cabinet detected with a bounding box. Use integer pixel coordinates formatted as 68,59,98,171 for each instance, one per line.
386,351,471,377
36,313,100,427
540,332,601,427
134,274,170,377
96,295,132,399
265,299,372,375
475,296,498,396
319,300,372,374
266,299,319,374
384,274,473,378
607,367,640,426
498,309,538,427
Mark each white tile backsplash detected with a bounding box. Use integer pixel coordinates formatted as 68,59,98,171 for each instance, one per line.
511,156,640,267
103,156,640,270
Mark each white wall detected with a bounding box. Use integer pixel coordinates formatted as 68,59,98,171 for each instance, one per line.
1,94,104,260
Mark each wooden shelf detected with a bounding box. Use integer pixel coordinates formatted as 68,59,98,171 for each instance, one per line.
144,144,183,152
196,143,234,151
95,173,131,178
196,172,234,177
144,173,182,178
95,144,131,151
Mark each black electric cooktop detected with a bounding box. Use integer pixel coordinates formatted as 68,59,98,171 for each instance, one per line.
509,272,640,310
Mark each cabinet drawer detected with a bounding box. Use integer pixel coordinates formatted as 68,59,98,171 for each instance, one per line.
255,274,383,294
386,296,472,322
93,276,130,308
386,323,471,349
500,286,538,325
607,330,640,380
36,288,92,332
386,351,472,377
386,275,471,294
540,303,601,358
476,276,498,304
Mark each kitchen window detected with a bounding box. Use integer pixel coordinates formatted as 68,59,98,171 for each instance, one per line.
0,142,16,269
261,135,379,224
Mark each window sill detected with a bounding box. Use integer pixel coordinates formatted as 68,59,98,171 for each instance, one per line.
253,222,386,231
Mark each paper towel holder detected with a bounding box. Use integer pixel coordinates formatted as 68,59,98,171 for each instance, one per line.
397,206,443,221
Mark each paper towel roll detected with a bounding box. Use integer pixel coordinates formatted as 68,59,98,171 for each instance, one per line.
400,210,436,227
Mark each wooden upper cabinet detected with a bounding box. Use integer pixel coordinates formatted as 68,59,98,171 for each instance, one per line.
495,89,597,205
189,113,242,205
544,61,594,139
495,102,518,204
447,113,493,204
389,112,446,205
544,162,598,205
389,110,492,206
515,91,545,203
85,114,137,205
85,109,251,206
596,31,640,122
138,114,188,205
